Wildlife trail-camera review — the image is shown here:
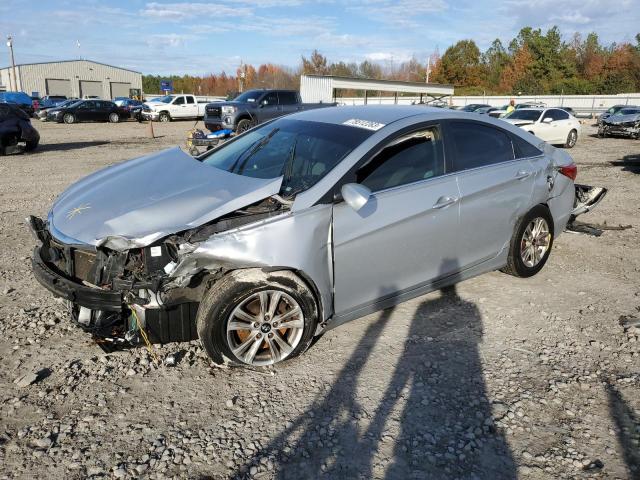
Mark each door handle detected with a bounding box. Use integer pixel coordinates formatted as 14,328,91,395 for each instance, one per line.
432,196,458,209
515,170,532,180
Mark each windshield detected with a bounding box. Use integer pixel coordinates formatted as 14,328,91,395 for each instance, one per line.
233,90,263,103
150,95,174,103
505,110,542,121
201,118,373,197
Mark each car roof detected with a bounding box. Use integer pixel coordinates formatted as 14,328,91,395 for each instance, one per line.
289,105,457,126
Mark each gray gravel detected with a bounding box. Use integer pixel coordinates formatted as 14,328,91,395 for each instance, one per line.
0,119,638,479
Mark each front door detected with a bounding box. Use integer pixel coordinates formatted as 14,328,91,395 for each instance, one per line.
75,101,94,121
447,120,535,269
258,92,280,122
332,125,461,321
172,96,187,118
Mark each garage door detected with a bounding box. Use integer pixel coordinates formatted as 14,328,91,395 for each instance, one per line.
45,79,71,97
79,80,102,98
110,82,131,99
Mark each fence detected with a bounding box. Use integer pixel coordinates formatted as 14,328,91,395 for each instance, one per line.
335,94,640,117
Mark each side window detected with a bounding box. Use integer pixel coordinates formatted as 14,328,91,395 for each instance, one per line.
357,127,445,192
278,91,297,105
449,121,514,171
186,96,195,104
262,92,278,106
174,96,185,105
0,104,10,120
544,109,568,122
511,134,543,159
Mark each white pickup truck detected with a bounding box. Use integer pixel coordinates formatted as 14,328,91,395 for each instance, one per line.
142,94,209,122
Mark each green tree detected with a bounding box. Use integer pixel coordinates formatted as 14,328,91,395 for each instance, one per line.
434,40,483,87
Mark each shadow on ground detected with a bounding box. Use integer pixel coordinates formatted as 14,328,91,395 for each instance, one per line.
36,141,110,152
234,259,516,479
606,381,640,479
610,154,640,174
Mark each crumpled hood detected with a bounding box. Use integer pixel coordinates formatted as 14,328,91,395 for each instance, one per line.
49,147,282,248
604,113,640,125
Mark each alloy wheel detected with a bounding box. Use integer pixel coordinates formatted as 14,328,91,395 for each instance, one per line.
520,217,551,268
226,290,304,366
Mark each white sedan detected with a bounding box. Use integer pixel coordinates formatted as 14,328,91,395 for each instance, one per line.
502,108,581,148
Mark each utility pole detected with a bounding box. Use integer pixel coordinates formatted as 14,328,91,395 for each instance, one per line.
425,57,431,84
238,60,246,93
6,35,17,91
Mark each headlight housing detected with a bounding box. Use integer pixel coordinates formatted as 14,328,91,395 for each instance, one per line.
221,106,237,114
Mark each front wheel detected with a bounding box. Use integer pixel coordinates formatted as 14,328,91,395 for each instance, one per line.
63,113,75,124
236,119,252,134
24,139,39,151
564,129,577,148
109,112,120,123
501,205,554,278
197,270,318,367
158,112,170,122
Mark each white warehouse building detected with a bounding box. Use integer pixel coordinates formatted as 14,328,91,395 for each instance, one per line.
0,59,142,99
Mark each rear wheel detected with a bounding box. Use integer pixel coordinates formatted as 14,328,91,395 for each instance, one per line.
24,139,39,151
63,113,75,124
109,112,120,123
564,129,577,148
197,270,318,367
501,205,554,278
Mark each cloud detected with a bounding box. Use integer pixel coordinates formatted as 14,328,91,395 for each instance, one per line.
364,51,413,63
142,2,252,19
348,0,448,27
145,33,195,48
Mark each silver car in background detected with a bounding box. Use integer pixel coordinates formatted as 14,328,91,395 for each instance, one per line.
30,106,605,367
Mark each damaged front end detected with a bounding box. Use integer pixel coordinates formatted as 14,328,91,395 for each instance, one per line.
28,195,291,346
599,116,640,139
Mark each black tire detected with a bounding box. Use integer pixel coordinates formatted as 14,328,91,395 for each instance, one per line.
236,118,252,134
197,269,318,367
158,112,170,122
109,112,120,123
24,140,38,152
501,205,554,278
564,129,577,148
63,113,75,124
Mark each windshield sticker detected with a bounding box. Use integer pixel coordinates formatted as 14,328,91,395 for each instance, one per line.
343,119,385,131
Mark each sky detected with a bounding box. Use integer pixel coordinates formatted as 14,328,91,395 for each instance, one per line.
1,0,639,75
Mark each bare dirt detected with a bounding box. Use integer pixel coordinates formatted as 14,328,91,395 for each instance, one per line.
0,119,638,480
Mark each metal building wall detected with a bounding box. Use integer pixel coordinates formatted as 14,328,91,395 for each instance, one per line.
300,76,334,103
1,60,142,98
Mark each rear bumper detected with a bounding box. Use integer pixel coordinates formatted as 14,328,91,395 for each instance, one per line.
31,246,122,311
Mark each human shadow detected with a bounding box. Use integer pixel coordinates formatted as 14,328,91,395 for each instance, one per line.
37,141,110,152
605,381,640,479
234,259,516,479
610,154,640,174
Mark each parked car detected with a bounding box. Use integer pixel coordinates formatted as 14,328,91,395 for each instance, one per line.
458,103,491,113
475,106,499,115
38,96,69,110
37,99,79,121
115,99,144,121
142,94,206,122
502,108,581,148
488,105,511,118
203,89,336,133
598,104,636,125
46,99,129,124
0,103,40,154
598,107,640,138
29,106,605,367
554,106,575,116
516,102,546,109
0,91,36,117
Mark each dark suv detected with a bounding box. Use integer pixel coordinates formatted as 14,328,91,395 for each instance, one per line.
0,103,40,154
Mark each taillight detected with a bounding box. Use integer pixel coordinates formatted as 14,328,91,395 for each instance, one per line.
558,163,577,181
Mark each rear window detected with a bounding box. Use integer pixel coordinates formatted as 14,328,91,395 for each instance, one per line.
449,121,515,171
511,134,543,158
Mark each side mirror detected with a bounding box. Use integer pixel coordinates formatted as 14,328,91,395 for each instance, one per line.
341,183,371,212
542,117,553,123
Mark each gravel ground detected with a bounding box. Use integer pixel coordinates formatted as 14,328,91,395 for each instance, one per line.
0,119,638,480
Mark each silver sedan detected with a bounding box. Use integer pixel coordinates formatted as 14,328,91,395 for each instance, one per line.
30,106,605,367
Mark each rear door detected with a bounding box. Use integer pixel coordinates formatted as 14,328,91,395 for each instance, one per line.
446,120,535,269
277,91,299,116
332,124,461,320
184,95,199,117
95,101,110,121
